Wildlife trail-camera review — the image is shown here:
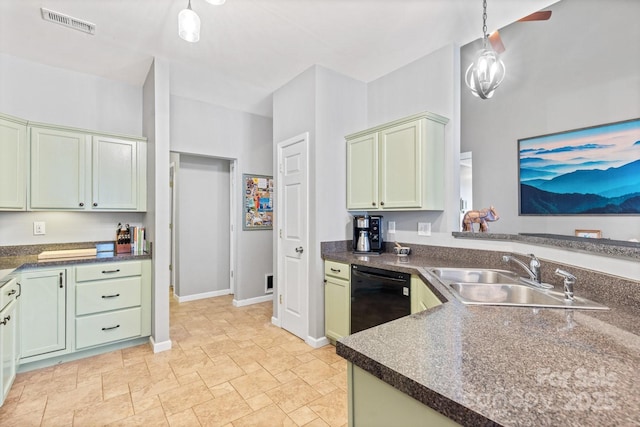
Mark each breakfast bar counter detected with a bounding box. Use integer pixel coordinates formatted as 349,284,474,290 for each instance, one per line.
323,248,640,426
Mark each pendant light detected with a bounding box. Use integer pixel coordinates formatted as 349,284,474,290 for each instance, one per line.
465,0,506,99
178,0,200,43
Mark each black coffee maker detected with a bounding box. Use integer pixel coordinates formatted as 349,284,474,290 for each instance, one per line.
352,215,384,254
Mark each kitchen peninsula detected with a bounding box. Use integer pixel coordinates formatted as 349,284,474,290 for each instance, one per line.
322,243,640,426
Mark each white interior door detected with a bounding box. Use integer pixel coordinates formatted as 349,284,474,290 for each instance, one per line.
277,133,309,340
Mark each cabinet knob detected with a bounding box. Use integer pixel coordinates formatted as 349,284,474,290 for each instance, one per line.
380,201,385,206
372,202,376,207
79,202,84,207
93,202,98,207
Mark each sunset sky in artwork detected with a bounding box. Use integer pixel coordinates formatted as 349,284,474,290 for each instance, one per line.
519,119,640,181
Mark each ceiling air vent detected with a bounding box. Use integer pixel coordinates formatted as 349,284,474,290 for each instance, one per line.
40,7,96,35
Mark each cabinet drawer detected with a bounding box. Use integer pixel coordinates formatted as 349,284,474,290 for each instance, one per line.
76,277,141,315
76,261,141,282
325,261,349,280
0,278,19,311
76,307,141,349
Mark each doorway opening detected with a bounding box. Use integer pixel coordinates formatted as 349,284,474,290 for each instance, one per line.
170,153,237,302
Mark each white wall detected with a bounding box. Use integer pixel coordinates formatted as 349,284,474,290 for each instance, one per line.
0,53,141,136
272,65,367,339
170,94,273,303
461,0,640,241
142,58,172,351
142,58,171,352
174,154,230,297
365,44,461,240
0,53,145,246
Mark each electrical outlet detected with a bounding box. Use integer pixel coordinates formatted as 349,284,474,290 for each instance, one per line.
418,222,431,236
388,221,396,233
34,221,46,235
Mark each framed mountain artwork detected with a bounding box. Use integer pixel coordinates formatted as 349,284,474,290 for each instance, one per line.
519,118,640,215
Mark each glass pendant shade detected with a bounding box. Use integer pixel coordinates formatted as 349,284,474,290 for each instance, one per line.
178,3,200,43
465,44,506,99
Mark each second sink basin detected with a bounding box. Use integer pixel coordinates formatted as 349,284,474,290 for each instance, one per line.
450,283,564,306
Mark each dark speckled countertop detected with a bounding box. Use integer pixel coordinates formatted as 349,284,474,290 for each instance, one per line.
0,242,151,275
323,243,640,426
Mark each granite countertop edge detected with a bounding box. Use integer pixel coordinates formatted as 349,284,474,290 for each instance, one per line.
0,241,151,273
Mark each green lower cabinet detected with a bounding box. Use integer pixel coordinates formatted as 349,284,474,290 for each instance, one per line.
19,269,67,360
348,363,461,427
324,275,350,342
324,260,350,343
410,275,442,314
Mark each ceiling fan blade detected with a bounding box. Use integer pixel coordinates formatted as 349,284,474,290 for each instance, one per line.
518,10,552,22
489,31,505,54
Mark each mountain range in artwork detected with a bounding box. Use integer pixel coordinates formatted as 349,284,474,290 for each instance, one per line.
519,120,640,215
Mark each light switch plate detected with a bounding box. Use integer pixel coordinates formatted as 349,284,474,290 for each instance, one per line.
418,222,431,236
388,221,396,233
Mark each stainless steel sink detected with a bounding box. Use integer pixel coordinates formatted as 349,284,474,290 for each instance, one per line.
428,268,609,310
430,268,519,284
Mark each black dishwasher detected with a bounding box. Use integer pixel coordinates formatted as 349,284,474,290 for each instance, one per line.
350,264,411,334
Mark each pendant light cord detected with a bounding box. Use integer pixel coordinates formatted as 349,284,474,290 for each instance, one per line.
482,0,489,47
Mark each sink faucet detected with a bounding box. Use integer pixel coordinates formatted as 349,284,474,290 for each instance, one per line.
555,268,576,301
502,253,542,284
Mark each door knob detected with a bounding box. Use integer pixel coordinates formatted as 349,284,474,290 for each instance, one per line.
295,246,304,254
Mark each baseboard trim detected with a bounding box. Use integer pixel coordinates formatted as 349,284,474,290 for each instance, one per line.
271,316,281,327
176,289,232,303
150,336,172,353
306,335,330,348
233,294,273,307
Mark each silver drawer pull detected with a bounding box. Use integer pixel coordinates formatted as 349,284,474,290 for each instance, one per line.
7,290,17,296
102,269,121,274
101,293,121,299
102,325,120,331
330,268,341,273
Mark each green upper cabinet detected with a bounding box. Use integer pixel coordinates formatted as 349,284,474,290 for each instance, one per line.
346,112,449,211
92,136,140,210
0,114,28,211
379,119,423,209
346,133,378,210
30,126,89,210
28,122,147,212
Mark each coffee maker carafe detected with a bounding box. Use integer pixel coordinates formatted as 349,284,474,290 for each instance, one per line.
353,215,384,254
356,230,370,252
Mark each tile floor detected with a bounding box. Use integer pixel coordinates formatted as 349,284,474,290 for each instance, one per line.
0,295,348,426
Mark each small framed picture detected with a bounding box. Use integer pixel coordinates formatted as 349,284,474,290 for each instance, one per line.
575,229,602,238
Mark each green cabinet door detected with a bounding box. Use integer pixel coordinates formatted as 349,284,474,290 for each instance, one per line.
410,276,442,314
379,119,423,209
346,133,378,210
0,115,27,211
0,298,18,407
324,261,350,343
19,269,67,359
92,136,138,210
325,276,350,342
30,127,88,209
